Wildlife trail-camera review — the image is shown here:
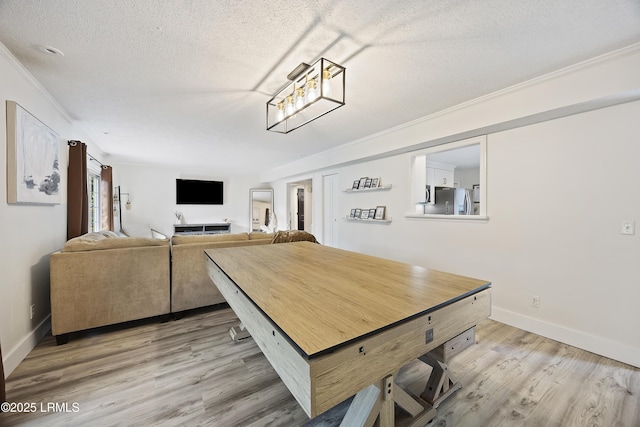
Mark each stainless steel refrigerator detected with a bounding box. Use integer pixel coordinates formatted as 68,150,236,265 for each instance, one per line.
424,186,472,215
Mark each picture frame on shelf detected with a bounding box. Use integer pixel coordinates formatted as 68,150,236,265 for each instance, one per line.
350,208,356,218
374,206,386,220
358,177,368,189
352,180,359,190
364,178,372,188
361,209,370,219
371,178,379,188
354,208,362,218
369,208,376,218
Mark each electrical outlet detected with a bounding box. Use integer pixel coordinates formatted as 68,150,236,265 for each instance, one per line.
530,295,540,308
30,304,35,319
621,220,635,235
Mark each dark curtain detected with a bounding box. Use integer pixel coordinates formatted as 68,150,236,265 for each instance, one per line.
100,166,114,231
1,340,5,405
67,141,88,240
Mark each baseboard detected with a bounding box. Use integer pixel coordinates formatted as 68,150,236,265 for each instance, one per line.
3,315,51,378
490,307,639,369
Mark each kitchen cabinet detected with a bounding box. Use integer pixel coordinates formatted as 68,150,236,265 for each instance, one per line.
427,167,455,188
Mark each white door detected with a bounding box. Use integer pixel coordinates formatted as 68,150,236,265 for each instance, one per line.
322,173,339,247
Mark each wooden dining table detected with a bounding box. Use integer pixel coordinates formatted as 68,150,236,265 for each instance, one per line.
205,241,491,426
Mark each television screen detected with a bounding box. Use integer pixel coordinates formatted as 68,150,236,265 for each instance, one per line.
176,179,223,205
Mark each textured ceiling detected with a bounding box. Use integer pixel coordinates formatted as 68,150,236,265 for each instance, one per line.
1,0,639,175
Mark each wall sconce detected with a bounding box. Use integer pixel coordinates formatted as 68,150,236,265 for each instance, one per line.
121,192,132,210
266,58,345,134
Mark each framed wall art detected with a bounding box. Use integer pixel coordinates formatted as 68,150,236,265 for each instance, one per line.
6,101,61,204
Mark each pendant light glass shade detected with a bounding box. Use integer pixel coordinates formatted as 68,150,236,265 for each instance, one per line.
306,78,318,103
295,87,305,110
267,58,345,134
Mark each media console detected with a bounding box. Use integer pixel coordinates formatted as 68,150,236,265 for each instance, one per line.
173,223,231,235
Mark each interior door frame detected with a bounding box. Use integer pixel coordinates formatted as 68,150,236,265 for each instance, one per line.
286,179,313,233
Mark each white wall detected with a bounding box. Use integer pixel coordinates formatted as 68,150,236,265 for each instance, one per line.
114,163,266,236
455,167,480,189
0,45,105,375
486,103,639,358
269,45,640,367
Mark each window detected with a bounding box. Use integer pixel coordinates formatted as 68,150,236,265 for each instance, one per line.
87,161,101,232
409,135,487,218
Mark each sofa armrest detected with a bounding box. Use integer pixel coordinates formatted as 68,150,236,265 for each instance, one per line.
50,245,170,336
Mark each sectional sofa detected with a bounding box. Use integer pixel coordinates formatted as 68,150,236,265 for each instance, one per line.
49,230,317,344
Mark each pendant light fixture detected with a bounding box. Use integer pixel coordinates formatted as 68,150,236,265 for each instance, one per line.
266,58,345,133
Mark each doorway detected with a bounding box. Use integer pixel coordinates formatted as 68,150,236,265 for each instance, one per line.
287,180,312,233
297,188,305,230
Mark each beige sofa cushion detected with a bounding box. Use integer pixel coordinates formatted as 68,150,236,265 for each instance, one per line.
171,232,248,245
122,224,153,238
62,233,168,252
248,232,274,240
68,230,119,242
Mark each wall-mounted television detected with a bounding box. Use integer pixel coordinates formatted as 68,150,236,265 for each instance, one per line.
176,179,223,205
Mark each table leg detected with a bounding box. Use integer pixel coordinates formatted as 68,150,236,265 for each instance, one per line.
339,371,437,427
340,382,382,427
229,322,252,342
379,375,395,427
419,354,462,408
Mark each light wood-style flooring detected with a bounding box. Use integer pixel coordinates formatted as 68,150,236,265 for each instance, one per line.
2,307,639,426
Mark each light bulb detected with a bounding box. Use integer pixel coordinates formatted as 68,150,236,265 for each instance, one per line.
306,79,318,102
285,95,294,116
322,68,331,96
276,102,285,122
295,87,305,110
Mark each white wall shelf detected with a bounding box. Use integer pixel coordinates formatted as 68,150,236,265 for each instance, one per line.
344,184,392,193
345,217,392,224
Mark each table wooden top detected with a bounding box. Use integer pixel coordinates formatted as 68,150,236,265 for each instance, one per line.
205,242,490,359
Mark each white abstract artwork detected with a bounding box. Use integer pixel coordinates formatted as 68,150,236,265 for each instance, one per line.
6,101,61,204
